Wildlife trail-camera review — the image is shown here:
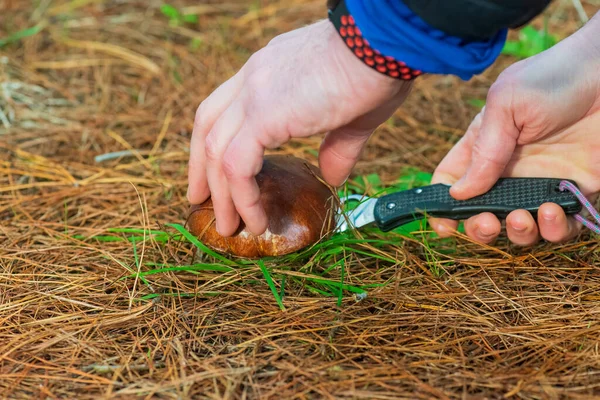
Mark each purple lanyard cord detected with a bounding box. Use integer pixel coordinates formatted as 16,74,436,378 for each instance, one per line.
559,180,600,234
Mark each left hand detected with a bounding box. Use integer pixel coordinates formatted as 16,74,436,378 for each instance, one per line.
429,13,600,246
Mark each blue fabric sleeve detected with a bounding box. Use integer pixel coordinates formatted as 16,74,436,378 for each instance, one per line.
345,0,508,81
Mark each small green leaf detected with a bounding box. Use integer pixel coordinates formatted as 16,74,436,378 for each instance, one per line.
467,98,486,109
172,69,182,83
501,41,521,56
183,14,199,24
520,25,539,43
501,24,557,59
160,4,181,20
189,37,203,51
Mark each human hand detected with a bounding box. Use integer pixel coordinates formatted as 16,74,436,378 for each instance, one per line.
430,12,600,246
187,19,413,237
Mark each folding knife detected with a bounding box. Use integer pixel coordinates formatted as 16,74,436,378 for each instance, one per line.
335,177,583,233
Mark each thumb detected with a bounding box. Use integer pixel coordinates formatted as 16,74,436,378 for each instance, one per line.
449,91,521,200
318,86,411,187
318,126,373,186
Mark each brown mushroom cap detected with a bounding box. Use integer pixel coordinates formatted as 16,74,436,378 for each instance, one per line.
187,155,337,259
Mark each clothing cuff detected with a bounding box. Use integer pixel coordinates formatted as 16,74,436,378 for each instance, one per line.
344,0,508,80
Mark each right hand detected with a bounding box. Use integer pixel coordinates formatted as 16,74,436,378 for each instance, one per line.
430,11,600,245
187,20,413,237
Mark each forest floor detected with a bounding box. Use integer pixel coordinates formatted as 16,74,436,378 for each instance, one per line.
1,0,600,398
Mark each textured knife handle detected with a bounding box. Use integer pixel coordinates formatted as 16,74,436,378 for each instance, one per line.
373,178,582,232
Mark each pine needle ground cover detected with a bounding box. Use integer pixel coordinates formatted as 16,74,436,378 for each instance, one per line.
1,1,599,398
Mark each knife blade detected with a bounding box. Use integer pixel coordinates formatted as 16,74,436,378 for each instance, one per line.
335,177,583,233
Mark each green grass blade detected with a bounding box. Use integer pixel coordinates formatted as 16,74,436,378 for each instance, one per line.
130,236,152,288
301,282,334,297
258,260,285,311
301,275,367,294
280,274,286,300
337,259,345,307
108,228,169,235
0,22,46,48
321,258,347,276
166,223,237,266
72,234,125,242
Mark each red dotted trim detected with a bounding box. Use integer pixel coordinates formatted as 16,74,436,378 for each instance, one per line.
329,2,422,81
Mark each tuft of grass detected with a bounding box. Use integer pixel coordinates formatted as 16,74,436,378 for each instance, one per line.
68,164,461,309
68,162,464,310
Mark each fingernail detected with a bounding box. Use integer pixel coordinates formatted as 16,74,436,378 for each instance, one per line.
543,214,556,222
450,177,466,197
451,182,463,193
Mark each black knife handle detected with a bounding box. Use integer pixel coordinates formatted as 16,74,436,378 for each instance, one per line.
373,178,582,232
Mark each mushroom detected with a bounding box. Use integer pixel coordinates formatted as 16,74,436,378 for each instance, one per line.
187,154,338,259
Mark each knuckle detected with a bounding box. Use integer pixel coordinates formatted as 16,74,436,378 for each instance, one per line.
266,35,283,47
246,68,270,92
204,134,220,162
266,31,291,48
243,194,262,210
194,102,208,130
222,157,239,180
485,82,508,107
246,50,267,71
471,140,503,166
222,154,255,181
486,71,519,107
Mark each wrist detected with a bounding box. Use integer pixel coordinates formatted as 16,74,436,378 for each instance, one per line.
327,0,422,81
323,19,409,97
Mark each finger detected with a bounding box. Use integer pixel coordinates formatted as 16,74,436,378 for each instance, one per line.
450,91,521,200
318,127,373,186
505,209,540,246
204,101,246,236
188,74,244,204
429,217,459,238
429,113,482,236
223,131,268,236
318,87,409,187
538,202,581,243
464,212,502,244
